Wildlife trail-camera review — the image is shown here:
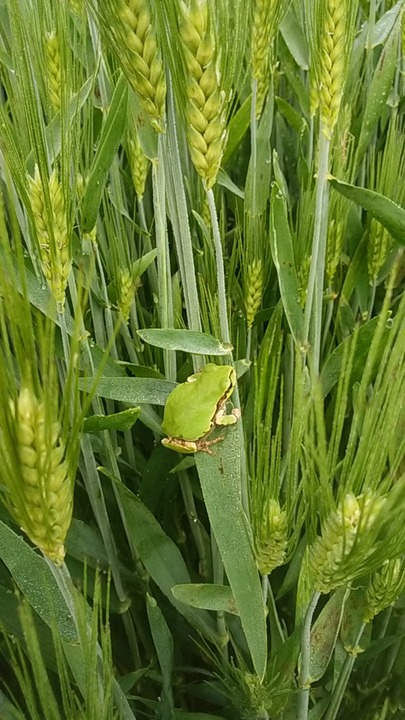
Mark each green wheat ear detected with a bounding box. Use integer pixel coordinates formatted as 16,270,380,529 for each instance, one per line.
126,125,150,201
180,0,228,189
245,259,264,329
364,558,405,623
45,31,62,114
309,491,386,594
251,0,289,116
318,0,347,138
2,387,73,566
307,0,358,137
28,165,71,310
254,498,288,576
109,0,166,132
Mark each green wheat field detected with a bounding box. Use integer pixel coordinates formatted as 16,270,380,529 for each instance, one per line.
0,0,405,718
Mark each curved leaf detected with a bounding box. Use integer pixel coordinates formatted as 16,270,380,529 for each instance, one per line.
355,22,400,166
369,0,404,47
78,376,175,406
172,584,238,615
309,588,349,683
280,8,309,70
330,177,405,244
138,328,232,355
223,94,251,164
0,521,77,642
114,483,218,644
83,407,140,433
320,317,391,397
146,594,174,717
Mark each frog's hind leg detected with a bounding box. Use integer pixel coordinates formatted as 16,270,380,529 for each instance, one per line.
198,435,225,455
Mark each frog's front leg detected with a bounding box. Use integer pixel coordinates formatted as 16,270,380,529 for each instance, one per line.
214,403,241,427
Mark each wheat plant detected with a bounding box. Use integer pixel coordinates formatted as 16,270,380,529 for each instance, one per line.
0,0,405,719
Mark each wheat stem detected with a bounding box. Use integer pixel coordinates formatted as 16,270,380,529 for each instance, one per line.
152,139,175,380
206,188,229,346
297,590,321,720
323,622,366,720
303,130,330,373
165,82,202,342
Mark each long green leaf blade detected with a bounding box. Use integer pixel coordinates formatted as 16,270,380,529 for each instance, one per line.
195,426,267,679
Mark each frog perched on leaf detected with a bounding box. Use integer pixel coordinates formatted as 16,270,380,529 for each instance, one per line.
161,364,240,453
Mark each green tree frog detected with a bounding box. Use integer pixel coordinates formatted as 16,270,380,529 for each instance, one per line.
161,363,240,453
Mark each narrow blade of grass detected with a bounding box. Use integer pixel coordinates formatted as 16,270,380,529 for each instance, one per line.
81,73,128,233
138,328,232,355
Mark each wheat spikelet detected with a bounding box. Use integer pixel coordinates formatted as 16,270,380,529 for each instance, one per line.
29,166,71,308
68,0,83,15
309,492,385,593
251,0,289,115
364,558,404,622
254,499,288,576
326,218,344,286
4,388,73,566
114,0,166,132
126,128,150,200
180,0,228,189
318,0,347,138
118,267,136,320
367,218,391,285
309,70,319,118
45,32,62,113
241,673,271,716
245,259,263,328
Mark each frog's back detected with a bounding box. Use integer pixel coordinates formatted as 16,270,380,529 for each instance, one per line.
161,366,222,440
